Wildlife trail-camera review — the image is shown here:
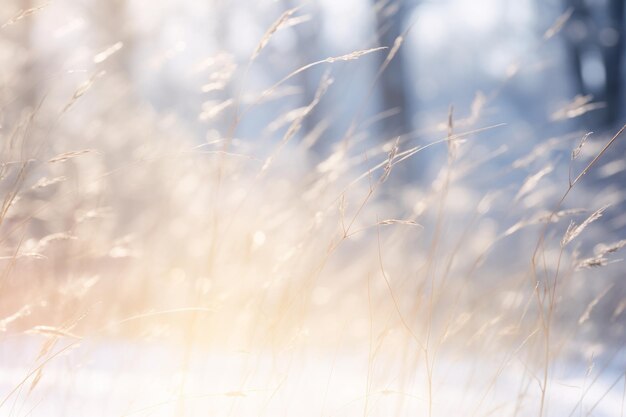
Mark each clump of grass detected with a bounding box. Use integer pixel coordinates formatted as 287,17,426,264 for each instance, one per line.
0,2,625,417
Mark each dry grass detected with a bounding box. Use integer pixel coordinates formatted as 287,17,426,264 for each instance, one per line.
0,2,625,416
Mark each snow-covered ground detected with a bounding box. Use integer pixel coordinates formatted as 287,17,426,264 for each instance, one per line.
1,336,623,417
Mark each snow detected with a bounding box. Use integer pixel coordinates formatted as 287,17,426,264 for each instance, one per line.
1,337,623,417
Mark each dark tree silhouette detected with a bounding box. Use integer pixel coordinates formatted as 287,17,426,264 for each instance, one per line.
373,0,412,137
565,0,625,128
282,0,325,139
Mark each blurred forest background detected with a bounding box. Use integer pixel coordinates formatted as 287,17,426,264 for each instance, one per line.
4,0,625,153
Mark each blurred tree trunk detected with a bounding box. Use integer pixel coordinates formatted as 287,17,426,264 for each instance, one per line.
565,0,589,103
565,0,624,128
603,0,624,125
282,0,324,140
373,0,411,137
